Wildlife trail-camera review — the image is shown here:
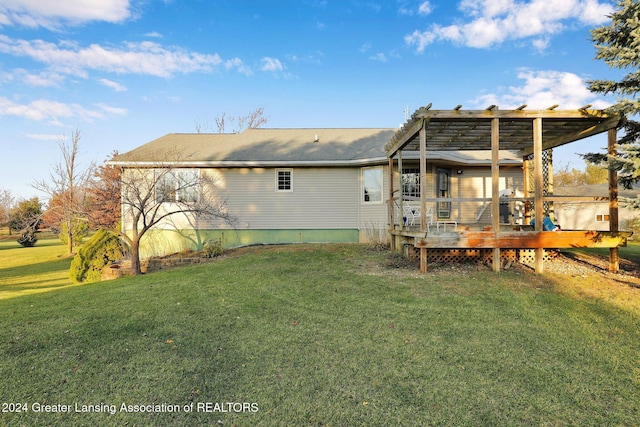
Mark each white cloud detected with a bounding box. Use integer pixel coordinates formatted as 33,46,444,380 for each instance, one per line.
26,133,60,141
99,78,127,92
406,0,614,52
0,0,131,28
398,0,433,16
260,57,284,72
1,68,64,87
0,35,227,78
418,1,433,15
0,96,127,124
369,52,388,62
95,103,128,116
225,57,253,76
471,69,611,110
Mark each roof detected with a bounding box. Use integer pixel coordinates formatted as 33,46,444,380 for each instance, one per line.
111,128,395,167
555,183,640,199
110,127,522,167
386,105,623,157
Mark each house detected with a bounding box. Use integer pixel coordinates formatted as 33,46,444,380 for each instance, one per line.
110,127,524,259
111,105,631,274
555,184,640,231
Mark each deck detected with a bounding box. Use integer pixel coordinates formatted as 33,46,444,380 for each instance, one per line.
390,225,631,273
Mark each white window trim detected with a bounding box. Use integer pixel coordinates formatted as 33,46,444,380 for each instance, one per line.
276,169,293,192
362,166,383,204
156,168,201,204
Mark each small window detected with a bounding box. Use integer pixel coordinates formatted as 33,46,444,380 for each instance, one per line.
363,167,383,203
276,169,292,192
596,214,610,222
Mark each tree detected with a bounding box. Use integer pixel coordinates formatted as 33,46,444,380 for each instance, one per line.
33,130,94,255
586,0,640,204
87,151,122,230
0,189,15,234
105,150,235,275
195,107,268,133
8,197,42,246
554,161,609,187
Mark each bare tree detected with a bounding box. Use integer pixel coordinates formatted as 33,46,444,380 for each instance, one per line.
195,107,268,133
33,130,95,255
0,188,15,234
109,150,235,275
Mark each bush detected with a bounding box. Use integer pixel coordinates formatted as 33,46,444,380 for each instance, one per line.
70,229,125,283
203,240,223,258
17,230,37,247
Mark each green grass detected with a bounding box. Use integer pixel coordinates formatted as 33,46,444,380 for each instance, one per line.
1,243,639,426
0,237,76,300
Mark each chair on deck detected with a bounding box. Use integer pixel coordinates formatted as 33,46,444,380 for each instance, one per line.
403,201,435,229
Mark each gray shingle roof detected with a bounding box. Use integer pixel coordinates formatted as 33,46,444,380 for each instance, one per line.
112,128,396,166
111,127,523,167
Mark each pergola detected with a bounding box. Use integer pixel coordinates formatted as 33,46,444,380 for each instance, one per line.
386,104,630,273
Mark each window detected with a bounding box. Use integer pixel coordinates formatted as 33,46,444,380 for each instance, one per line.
436,168,451,218
363,167,383,203
402,168,420,199
276,169,292,192
156,169,199,203
596,214,610,222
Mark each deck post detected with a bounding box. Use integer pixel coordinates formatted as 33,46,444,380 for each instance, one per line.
608,128,619,272
388,156,396,252
522,155,532,224
398,150,403,227
533,117,544,273
491,117,501,272
419,119,427,272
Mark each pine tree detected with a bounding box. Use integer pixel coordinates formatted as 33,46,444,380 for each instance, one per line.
586,0,640,196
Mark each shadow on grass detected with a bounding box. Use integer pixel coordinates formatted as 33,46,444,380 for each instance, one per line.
0,240,64,251
0,258,74,299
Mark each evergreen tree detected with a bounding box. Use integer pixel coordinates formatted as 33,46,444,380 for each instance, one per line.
586,0,640,200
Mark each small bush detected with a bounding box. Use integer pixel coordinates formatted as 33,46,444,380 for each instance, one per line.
203,240,223,258
70,229,125,283
17,230,37,247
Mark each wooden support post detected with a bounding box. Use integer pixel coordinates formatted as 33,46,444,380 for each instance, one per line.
522,155,531,224
398,151,403,227
608,128,619,272
420,247,427,273
419,120,427,233
419,120,427,273
533,117,544,273
491,117,501,272
388,156,396,252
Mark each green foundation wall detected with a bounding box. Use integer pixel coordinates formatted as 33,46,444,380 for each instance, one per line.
133,229,360,259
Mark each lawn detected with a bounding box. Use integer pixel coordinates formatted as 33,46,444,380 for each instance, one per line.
1,241,639,426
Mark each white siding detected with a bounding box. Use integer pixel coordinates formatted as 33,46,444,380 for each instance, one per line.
205,167,360,229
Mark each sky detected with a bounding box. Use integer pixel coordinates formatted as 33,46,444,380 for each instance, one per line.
0,0,624,200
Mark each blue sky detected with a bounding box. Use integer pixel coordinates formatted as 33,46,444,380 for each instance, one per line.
0,0,621,199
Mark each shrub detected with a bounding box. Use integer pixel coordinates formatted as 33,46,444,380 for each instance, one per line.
203,240,223,258
70,229,125,283
17,230,37,247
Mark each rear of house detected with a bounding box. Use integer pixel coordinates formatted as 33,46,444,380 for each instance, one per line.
112,127,528,258
111,128,396,258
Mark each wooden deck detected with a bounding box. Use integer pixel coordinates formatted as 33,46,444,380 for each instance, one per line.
390,227,631,273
